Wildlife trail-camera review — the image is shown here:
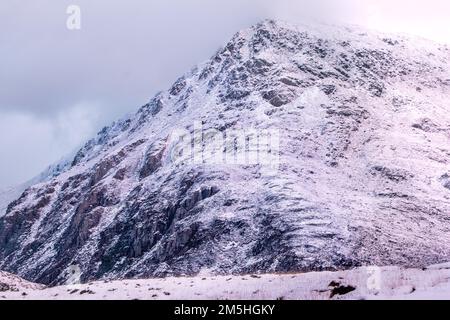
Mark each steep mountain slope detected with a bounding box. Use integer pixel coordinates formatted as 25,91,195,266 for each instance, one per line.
0,186,22,218
0,159,71,217
1,20,449,286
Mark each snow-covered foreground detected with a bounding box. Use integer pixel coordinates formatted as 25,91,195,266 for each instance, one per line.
1,264,449,300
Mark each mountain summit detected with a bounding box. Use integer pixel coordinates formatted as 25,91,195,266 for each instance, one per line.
1,20,449,285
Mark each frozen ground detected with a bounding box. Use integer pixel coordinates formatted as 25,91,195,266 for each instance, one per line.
1,263,449,300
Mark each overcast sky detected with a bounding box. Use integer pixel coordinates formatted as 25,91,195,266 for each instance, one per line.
0,0,449,188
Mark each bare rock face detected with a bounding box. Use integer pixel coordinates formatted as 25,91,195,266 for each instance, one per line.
1,20,450,286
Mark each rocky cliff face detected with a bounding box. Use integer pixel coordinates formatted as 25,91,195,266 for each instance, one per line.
1,20,450,286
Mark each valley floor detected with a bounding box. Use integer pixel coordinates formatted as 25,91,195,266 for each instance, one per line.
1,264,450,300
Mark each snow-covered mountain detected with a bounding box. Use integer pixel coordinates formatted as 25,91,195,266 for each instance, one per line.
0,158,72,217
0,186,22,218
1,20,450,286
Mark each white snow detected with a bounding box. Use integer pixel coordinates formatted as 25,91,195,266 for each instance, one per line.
1,264,449,300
